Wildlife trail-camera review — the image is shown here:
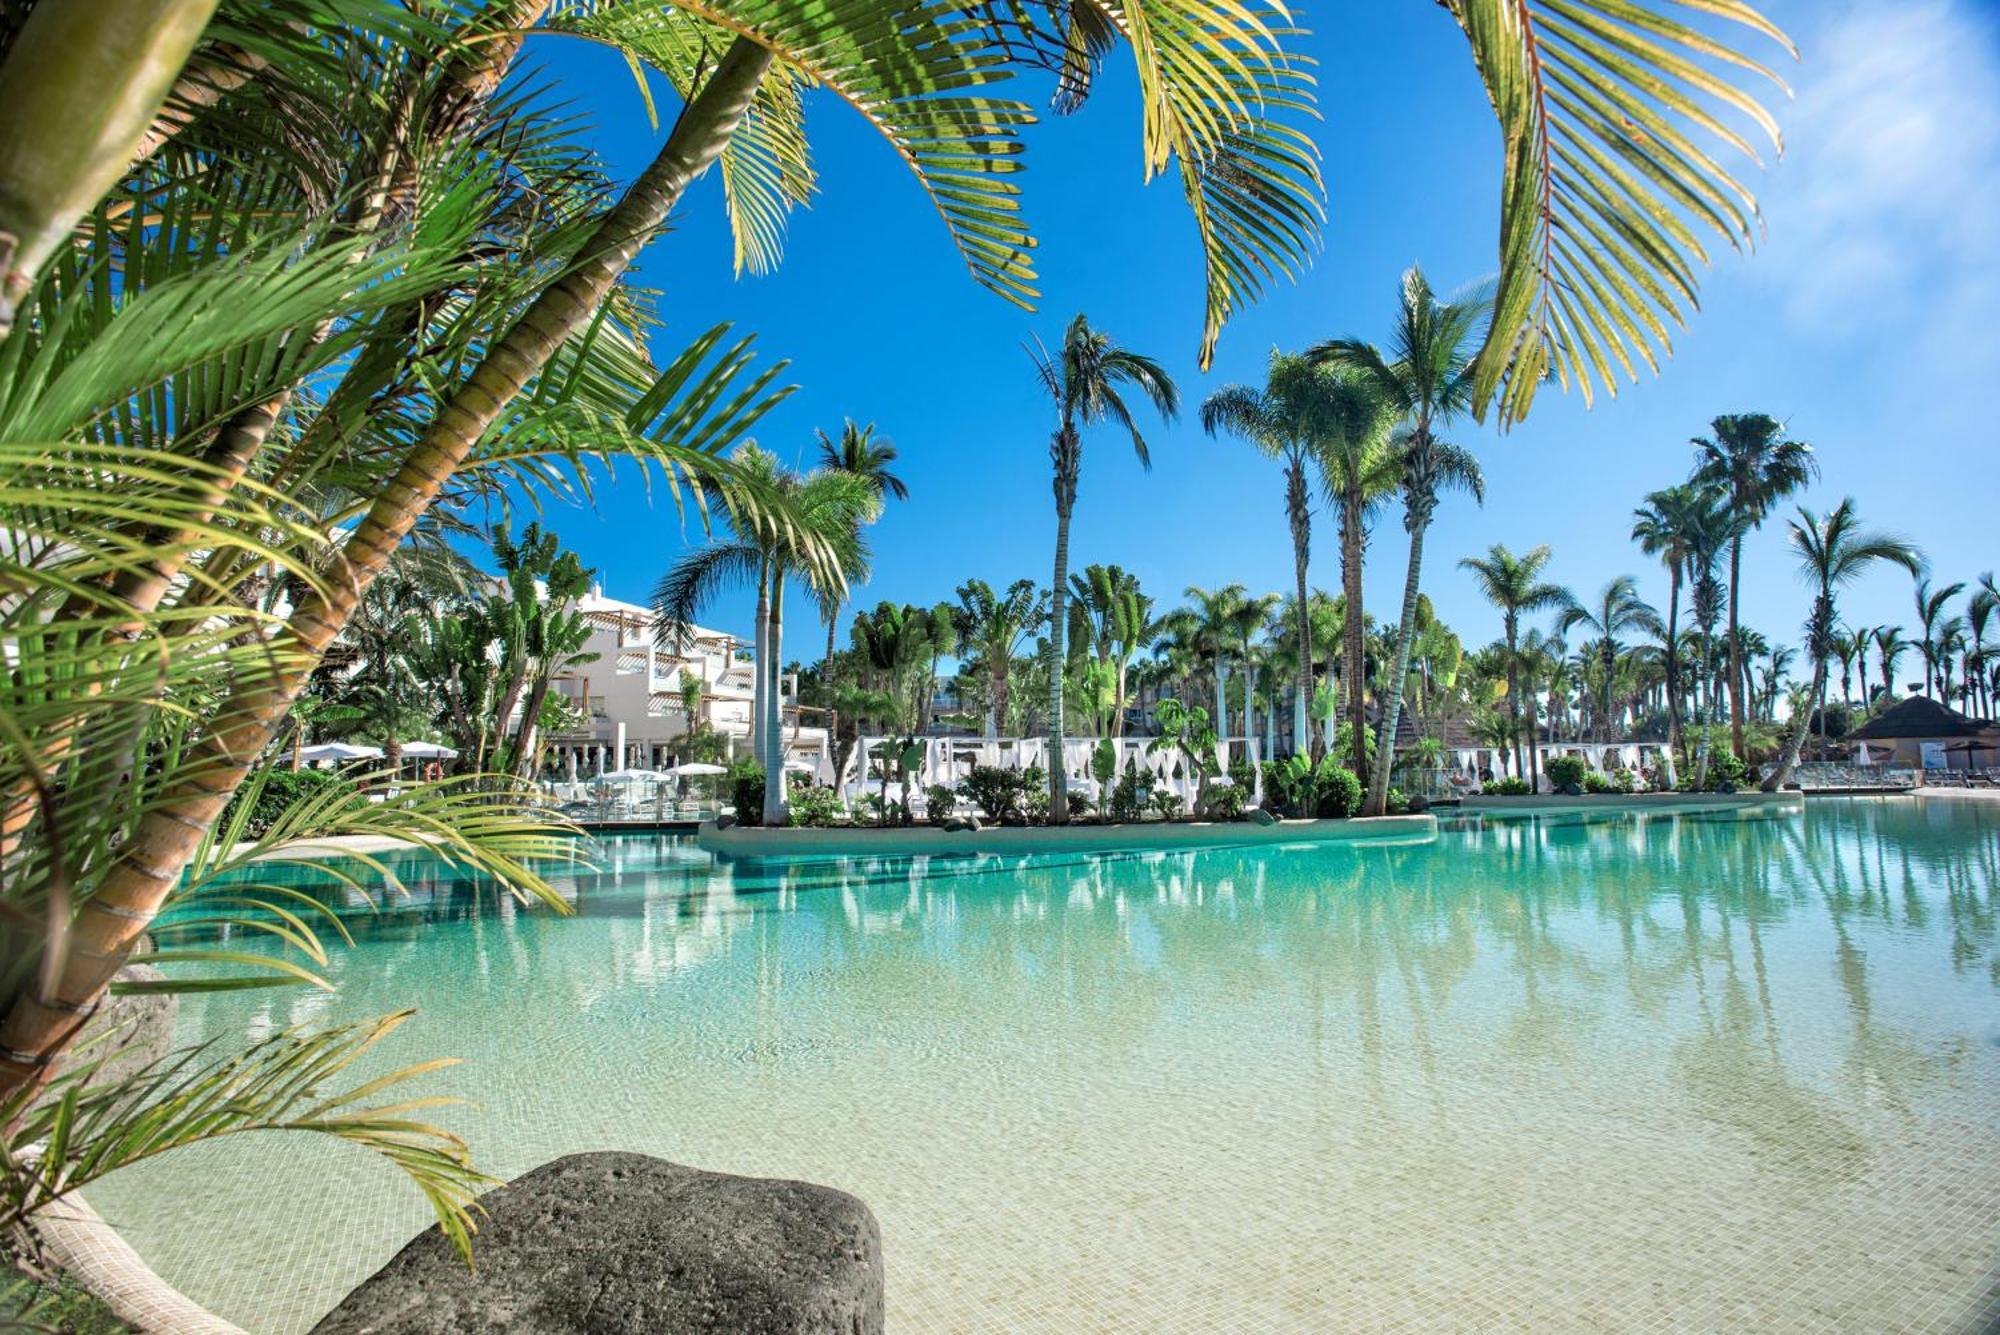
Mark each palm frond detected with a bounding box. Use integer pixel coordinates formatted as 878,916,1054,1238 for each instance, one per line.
1448,0,1792,425
3,1012,491,1260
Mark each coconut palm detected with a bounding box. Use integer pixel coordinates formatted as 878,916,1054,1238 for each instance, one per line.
1458,544,1573,780
1181,585,1254,771
1032,314,1178,821
1871,626,1910,710
954,578,1049,739
1631,483,1726,754
1968,574,1997,719
1200,352,1358,760
1311,371,1401,775
1559,578,1664,742
1765,501,1924,790
1312,268,1488,814
815,419,906,753
1912,578,1966,699
653,446,878,823
1692,414,1819,758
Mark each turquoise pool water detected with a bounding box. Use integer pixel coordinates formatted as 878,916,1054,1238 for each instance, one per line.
89,799,2000,1332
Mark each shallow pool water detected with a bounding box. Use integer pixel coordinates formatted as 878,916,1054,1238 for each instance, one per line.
90,798,2000,1332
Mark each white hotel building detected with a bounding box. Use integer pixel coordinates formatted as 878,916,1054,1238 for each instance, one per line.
540,587,830,779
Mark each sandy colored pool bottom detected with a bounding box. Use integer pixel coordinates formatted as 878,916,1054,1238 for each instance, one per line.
89,801,2000,1332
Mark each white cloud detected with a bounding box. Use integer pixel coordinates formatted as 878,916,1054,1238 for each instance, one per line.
1754,0,2000,361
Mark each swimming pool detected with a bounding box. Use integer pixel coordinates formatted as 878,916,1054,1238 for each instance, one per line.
89,799,2000,1332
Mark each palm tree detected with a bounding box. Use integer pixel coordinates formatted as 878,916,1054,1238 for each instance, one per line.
1182,584,1252,772
816,419,906,754
1912,578,1965,699
1032,313,1178,822
1515,627,1562,791
953,578,1048,739
1969,574,1998,719
1200,352,1356,761
1871,626,1910,709
1458,543,1573,780
1312,267,1488,815
1692,414,1818,759
1631,483,1721,755
653,446,877,824
1765,502,1924,790
1559,578,1664,742
1312,371,1400,775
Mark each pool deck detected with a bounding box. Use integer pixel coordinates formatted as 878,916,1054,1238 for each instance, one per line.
1459,790,1805,819
697,814,1437,860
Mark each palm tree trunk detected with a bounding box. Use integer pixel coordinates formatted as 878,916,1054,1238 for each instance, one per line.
751,562,769,782
1242,661,1255,784
1664,564,1683,757
1287,456,1314,759
1764,655,1827,792
1503,618,1523,779
1727,535,1747,758
1213,656,1230,773
0,36,776,1105
1047,457,1075,825
763,573,786,825
1366,522,1428,817
0,0,220,330
1341,490,1367,783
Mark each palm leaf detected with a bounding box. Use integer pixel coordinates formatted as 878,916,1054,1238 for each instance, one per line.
1447,0,1792,425
2,1012,492,1261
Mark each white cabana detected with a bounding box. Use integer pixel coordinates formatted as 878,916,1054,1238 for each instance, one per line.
599,768,663,783
297,742,383,763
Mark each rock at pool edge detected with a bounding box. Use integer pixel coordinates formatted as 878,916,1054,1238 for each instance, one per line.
310,1152,884,1335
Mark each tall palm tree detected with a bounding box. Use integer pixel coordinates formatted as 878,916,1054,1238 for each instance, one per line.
1912,578,1965,699
1312,267,1488,815
1182,584,1252,771
653,446,877,824
1692,414,1818,759
1200,352,1355,761
1559,577,1664,742
815,419,905,754
1458,543,1573,780
1631,483,1721,755
1032,313,1178,822
953,578,1049,739
1871,626,1910,709
1968,574,1997,719
1312,371,1400,775
1765,501,1924,790
1228,590,1281,777
1066,564,1155,737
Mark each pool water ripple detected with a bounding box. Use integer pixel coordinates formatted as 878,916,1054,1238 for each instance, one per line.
86,798,2000,1333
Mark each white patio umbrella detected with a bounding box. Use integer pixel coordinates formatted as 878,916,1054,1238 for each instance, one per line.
599,768,663,782
297,742,384,763
783,757,817,773
666,762,727,777
398,741,459,759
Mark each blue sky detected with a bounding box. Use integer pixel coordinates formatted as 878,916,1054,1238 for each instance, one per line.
505,0,1999,664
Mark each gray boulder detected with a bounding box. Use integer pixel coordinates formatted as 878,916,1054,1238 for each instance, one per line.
312,1153,882,1335
1248,807,1279,826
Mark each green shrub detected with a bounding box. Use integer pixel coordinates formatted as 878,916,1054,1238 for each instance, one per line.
1708,747,1746,791
1385,787,1410,816
1269,753,1361,819
1316,761,1362,818
786,785,845,828
924,783,958,827
1151,790,1184,820
1108,763,1145,823
964,766,1026,822
1020,785,1052,824
1544,755,1588,790
1205,785,1245,820
1584,770,1635,795
1485,776,1531,796
727,759,765,825
223,766,360,837
1067,790,1092,819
